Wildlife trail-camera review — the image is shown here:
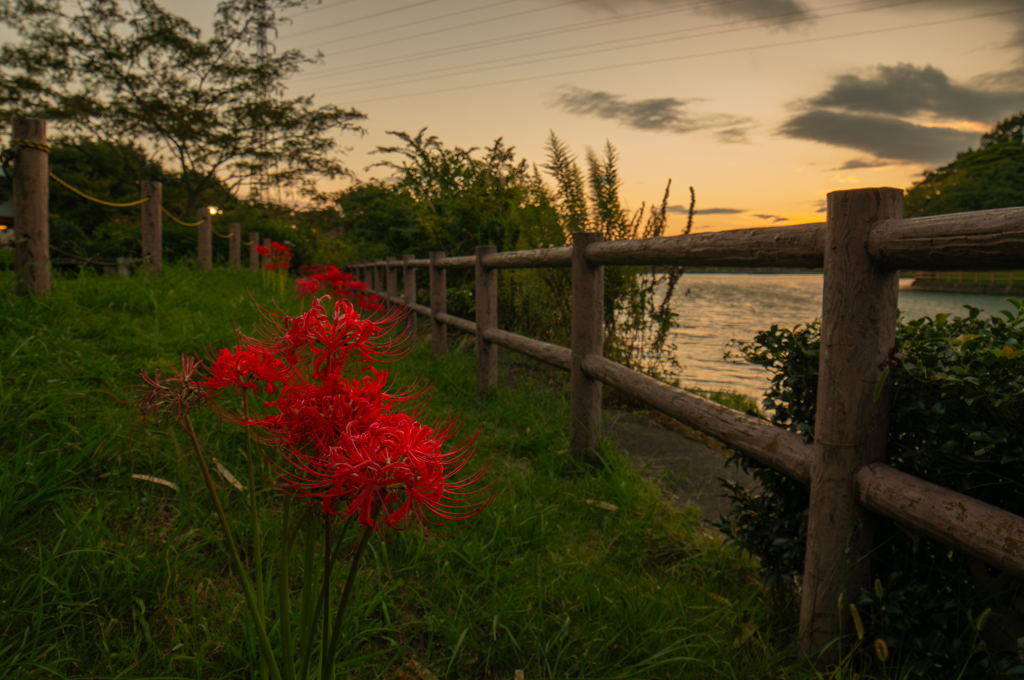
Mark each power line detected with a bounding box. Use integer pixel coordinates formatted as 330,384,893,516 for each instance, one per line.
280,0,447,40
321,7,1024,106
291,0,365,18
289,0,754,84
301,0,932,99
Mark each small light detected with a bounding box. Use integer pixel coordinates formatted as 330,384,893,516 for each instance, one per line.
207,206,220,215
291,224,297,230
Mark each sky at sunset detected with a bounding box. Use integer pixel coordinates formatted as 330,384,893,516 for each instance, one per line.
17,0,1024,235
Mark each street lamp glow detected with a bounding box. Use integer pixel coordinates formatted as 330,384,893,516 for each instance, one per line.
207,206,220,215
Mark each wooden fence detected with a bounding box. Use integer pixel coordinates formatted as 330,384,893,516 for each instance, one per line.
8,116,265,294
350,188,1024,671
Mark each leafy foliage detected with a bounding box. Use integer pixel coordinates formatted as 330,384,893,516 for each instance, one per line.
713,301,1024,678
0,0,364,215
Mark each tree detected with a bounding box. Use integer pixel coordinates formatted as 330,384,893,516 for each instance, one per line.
0,0,365,216
904,113,1024,217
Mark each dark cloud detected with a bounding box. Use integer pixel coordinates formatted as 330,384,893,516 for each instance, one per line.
834,158,893,170
753,214,788,223
779,110,977,164
550,86,752,140
694,207,745,214
805,63,1024,123
571,0,814,28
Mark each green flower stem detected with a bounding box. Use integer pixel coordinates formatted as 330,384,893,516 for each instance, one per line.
181,414,282,680
299,515,352,680
278,495,295,680
297,519,319,680
321,522,332,680
325,510,379,671
241,401,267,679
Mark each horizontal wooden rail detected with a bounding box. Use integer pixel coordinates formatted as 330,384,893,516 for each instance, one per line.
856,463,1024,581
482,328,572,371
481,246,572,269
583,222,826,268
435,311,476,334
581,355,812,486
870,206,1024,271
437,255,475,269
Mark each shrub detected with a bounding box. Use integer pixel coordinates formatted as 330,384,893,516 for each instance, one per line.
712,300,1024,678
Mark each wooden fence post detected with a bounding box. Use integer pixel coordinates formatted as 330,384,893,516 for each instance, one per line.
476,245,498,395
229,222,241,269
429,251,447,358
249,232,259,271
386,256,397,306
570,232,604,464
403,253,417,337
799,187,902,669
262,238,271,269
140,180,162,275
12,116,50,296
197,208,212,271
373,261,382,294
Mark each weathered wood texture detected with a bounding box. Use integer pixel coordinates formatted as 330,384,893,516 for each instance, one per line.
869,206,1024,271
430,251,447,357
571,232,604,464
483,329,571,372
435,312,476,335
372,263,382,294
403,254,417,336
197,208,212,272
386,257,398,310
140,181,162,275
13,117,50,295
799,187,902,668
408,302,431,316
476,245,498,394
583,222,825,268
249,232,259,271
228,222,241,269
482,246,572,269
855,463,1024,582
405,258,430,268
437,255,475,269
582,355,812,485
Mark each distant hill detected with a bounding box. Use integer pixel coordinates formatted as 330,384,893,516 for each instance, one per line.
904,113,1024,218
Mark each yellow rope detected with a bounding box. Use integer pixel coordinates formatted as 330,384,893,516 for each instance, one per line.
13,138,51,153
241,239,254,245
161,206,204,227
212,226,232,238
50,172,151,207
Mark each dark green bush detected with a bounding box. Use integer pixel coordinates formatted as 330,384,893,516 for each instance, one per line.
712,300,1024,678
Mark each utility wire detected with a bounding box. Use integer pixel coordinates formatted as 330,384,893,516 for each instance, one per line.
303,0,933,99
280,0,446,40
289,0,757,84
329,7,1024,106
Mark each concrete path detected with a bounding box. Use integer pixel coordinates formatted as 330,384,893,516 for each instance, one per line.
604,409,763,540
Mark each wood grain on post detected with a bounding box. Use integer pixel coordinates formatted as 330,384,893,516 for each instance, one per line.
228,222,241,269
372,263,382,295
140,181,162,275
475,245,498,395
12,117,50,296
249,232,259,271
403,253,417,337
570,232,604,464
429,251,447,358
799,187,902,669
197,208,212,271
386,256,397,309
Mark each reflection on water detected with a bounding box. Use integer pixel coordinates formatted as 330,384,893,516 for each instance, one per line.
663,274,1021,399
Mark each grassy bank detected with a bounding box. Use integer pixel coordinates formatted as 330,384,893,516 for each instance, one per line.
2,263,856,679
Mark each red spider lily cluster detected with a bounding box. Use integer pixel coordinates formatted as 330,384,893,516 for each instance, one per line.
257,241,294,271
131,355,208,426
202,296,491,537
295,263,382,313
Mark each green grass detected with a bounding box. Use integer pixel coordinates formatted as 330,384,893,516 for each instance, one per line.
0,262,888,679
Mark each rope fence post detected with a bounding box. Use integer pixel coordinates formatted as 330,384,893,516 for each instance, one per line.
229,222,241,269
429,251,447,358
386,256,397,308
140,180,161,275
197,208,212,271
475,245,498,395
12,116,50,296
249,232,259,271
799,187,902,670
403,253,417,337
570,232,604,465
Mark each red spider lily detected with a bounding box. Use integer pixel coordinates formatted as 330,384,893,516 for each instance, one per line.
205,346,290,395
257,245,270,256
125,355,209,427
295,276,321,296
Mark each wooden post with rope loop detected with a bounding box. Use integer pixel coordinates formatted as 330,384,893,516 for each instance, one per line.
12,117,50,295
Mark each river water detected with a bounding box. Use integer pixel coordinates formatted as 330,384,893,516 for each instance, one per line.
662,274,1022,399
